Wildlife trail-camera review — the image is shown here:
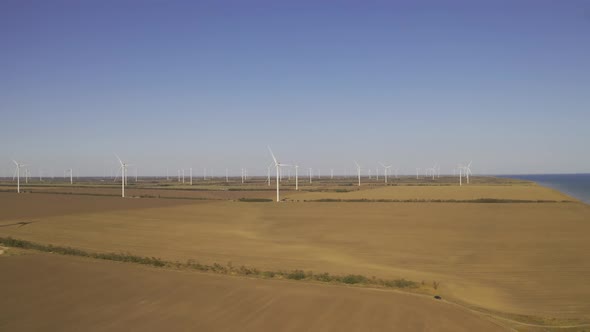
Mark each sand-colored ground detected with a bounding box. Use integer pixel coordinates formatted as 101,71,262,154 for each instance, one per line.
1,191,589,320
286,184,574,202
0,253,508,332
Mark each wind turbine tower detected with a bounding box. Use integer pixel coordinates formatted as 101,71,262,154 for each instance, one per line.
295,165,299,190
115,155,128,198
354,161,362,186
12,160,25,193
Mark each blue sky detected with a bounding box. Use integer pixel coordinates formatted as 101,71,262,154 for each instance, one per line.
1,0,589,176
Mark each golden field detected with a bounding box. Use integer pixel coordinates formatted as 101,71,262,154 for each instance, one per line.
286,183,574,202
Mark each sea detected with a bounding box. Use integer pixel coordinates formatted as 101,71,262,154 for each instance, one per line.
498,174,590,204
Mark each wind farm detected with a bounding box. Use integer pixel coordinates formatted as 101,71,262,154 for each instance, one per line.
1,162,590,331
2,1,590,331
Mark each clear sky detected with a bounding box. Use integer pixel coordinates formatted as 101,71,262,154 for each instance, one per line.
1,0,589,176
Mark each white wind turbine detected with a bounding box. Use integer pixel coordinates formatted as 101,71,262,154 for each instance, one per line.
354,161,362,186
379,162,392,184
268,147,290,202
463,161,472,184
295,164,299,190
115,155,128,198
67,168,73,184
457,161,473,186
12,160,26,193
426,163,438,180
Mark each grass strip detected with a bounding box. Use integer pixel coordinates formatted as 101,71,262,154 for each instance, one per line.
0,236,424,290
303,198,572,203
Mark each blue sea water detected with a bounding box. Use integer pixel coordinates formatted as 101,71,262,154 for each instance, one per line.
499,174,590,204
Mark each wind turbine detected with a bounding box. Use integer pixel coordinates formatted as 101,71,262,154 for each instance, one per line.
426,163,438,180
295,165,299,190
115,155,128,198
379,162,392,184
268,147,290,202
457,161,472,185
308,168,312,184
190,167,193,185
12,160,26,193
354,161,362,186
67,168,73,184
464,161,472,184
330,168,334,179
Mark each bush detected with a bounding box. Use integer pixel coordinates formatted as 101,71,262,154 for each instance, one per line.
313,272,333,282
286,270,306,280
341,274,367,284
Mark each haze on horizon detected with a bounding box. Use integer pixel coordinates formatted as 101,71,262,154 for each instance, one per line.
1,0,589,176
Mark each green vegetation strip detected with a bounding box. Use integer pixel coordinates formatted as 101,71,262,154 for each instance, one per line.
303,198,571,203
0,237,422,290
238,198,273,202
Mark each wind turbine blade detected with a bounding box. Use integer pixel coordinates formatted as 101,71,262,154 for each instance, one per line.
114,153,124,166
12,160,19,166
379,162,386,168
354,160,360,169
267,146,278,165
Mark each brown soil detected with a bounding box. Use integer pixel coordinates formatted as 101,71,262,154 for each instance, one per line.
0,253,508,332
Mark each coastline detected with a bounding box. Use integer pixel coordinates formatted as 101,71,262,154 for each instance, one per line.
499,174,590,205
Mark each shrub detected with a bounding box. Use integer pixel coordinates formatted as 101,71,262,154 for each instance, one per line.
313,272,333,282
341,274,367,284
286,270,306,280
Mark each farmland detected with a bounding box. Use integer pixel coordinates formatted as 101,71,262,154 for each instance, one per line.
0,253,507,332
1,177,589,330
